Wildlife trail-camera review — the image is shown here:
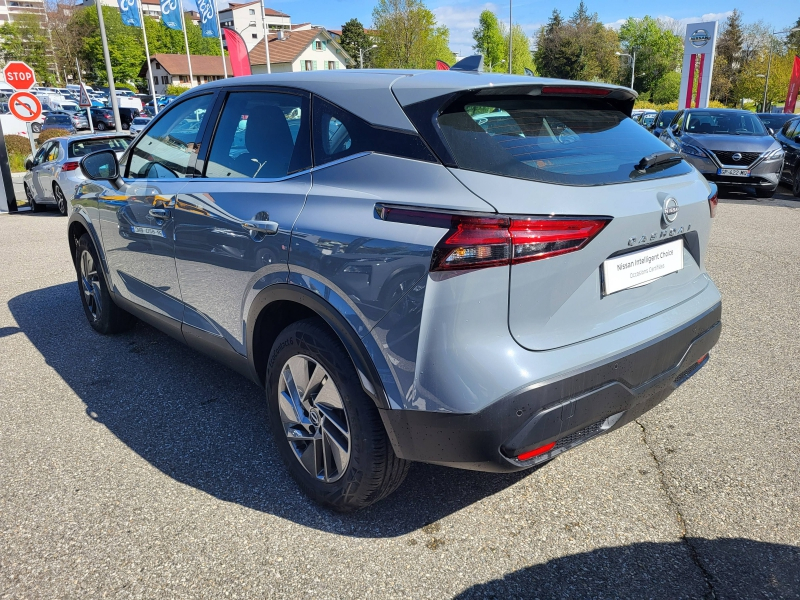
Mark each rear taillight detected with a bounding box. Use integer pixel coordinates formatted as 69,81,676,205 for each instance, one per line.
708,189,718,218
517,441,556,461
541,86,610,96
61,161,80,172
378,205,610,271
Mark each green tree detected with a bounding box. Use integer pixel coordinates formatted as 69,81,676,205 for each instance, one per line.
472,10,504,71
503,24,535,75
618,16,682,94
340,18,371,68
788,16,800,53
651,71,681,104
712,10,744,105
372,0,454,69
0,14,51,83
533,3,618,82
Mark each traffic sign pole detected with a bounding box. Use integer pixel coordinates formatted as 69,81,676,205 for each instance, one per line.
26,122,35,156
87,107,94,133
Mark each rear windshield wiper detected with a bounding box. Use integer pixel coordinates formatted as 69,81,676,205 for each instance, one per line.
634,151,682,173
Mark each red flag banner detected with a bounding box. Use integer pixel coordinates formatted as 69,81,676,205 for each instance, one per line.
222,27,252,77
786,55,800,114
435,60,450,70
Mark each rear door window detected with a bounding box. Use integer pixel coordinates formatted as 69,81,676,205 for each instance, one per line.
69,136,131,157
437,95,691,186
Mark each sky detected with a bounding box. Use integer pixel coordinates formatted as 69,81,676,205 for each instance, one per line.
257,0,799,55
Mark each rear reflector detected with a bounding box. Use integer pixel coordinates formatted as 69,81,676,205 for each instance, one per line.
61,161,80,172
708,190,718,218
517,441,556,461
541,86,610,96
378,205,610,271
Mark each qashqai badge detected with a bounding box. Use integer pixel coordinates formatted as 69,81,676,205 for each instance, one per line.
732,153,742,161
690,29,710,47
663,197,679,223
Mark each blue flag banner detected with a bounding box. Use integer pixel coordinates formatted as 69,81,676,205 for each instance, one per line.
117,0,141,27
160,0,182,31
197,0,219,38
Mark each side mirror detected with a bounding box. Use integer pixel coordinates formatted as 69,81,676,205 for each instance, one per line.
795,135,800,144
672,126,682,137
25,156,33,171
81,149,120,181
768,127,775,136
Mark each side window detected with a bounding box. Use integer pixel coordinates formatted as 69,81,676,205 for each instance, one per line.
671,111,684,132
33,143,50,166
312,97,436,165
128,94,213,179
205,91,310,179
46,143,60,162
786,119,800,139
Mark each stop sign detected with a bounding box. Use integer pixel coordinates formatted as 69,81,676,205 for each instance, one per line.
3,61,36,91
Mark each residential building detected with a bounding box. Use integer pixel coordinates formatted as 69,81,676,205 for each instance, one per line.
218,2,290,52
94,0,198,23
140,54,232,94
0,0,45,23
248,28,354,73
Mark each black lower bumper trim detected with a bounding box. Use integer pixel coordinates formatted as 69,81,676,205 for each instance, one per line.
379,302,722,473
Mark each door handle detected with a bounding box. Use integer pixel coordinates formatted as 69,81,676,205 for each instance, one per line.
242,220,279,235
149,208,170,219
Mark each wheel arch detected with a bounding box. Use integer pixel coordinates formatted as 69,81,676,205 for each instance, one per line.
67,212,109,278
246,284,397,410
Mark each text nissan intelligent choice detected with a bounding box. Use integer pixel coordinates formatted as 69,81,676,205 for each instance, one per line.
67,70,722,511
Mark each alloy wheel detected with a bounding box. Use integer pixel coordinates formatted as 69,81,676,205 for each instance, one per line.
24,184,34,205
794,170,800,196
278,354,351,483
79,250,102,321
54,185,67,215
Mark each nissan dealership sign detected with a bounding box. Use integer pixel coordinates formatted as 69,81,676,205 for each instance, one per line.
678,21,718,109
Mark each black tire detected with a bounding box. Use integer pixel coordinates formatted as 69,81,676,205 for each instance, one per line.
75,233,136,335
25,183,41,212
266,319,409,511
54,183,68,216
96,122,106,131
31,122,42,133
793,168,800,198
755,186,776,199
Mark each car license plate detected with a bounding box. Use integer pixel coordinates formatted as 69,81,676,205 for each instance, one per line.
602,239,684,296
717,168,750,177
132,226,165,237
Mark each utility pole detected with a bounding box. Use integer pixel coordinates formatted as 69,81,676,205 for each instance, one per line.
96,1,122,132
259,0,272,73
179,8,194,86
508,0,512,74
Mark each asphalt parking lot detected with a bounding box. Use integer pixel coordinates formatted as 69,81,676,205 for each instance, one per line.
1,186,798,599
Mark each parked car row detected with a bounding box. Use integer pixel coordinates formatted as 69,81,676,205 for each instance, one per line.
631,107,800,198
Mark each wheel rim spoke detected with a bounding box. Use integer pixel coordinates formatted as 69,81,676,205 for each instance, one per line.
277,353,350,483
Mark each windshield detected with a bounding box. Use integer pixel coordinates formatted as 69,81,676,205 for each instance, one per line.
758,114,792,130
69,136,131,157
437,95,691,186
685,111,768,136
656,111,677,128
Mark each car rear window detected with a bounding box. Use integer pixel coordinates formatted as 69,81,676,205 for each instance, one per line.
132,118,149,125
47,115,70,124
437,95,691,186
69,136,130,157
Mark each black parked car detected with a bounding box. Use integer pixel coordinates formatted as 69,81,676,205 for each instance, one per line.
89,107,115,130
775,116,800,196
116,107,140,130
650,110,678,137
757,113,797,137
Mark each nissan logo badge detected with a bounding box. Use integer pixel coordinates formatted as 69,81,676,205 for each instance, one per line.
690,29,710,47
732,153,742,161
663,197,679,223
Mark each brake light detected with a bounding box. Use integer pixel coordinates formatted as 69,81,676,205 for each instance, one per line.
541,86,610,96
378,205,610,271
708,190,718,218
61,161,80,172
517,441,556,461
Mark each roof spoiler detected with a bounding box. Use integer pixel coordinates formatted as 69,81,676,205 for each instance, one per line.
450,55,484,72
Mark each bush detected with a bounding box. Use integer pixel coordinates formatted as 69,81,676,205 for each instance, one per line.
165,84,190,96
37,128,71,146
4,134,30,155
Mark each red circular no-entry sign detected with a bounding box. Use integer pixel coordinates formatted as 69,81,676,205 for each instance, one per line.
9,91,43,122
3,61,36,91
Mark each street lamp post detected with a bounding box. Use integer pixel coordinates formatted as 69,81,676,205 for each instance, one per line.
359,44,377,69
762,28,800,112
508,0,512,74
616,51,636,89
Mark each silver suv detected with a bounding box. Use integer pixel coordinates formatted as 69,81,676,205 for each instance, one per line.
67,71,722,511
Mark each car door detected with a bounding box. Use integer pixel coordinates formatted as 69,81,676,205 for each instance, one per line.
97,92,217,334
31,142,57,201
171,88,312,355
779,119,800,182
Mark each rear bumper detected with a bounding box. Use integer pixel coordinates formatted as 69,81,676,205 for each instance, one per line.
380,302,721,472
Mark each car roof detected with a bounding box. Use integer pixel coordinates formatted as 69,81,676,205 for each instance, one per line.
194,70,637,132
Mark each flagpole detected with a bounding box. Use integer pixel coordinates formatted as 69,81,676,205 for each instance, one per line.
216,0,227,77
179,6,194,86
138,0,159,114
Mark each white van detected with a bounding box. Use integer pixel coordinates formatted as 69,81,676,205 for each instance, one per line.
117,96,144,111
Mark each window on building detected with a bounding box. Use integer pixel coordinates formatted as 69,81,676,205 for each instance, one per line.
315,40,322,51
179,76,189,83
128,94,213,179
327,61,336,70
248,8,254,13
161,76,169,84
252,33,257,39
249,20,256,26
304,60,313,71
205,92,310,179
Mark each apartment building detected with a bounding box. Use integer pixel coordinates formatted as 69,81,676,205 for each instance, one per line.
218,2,290,52
0,0,46,23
